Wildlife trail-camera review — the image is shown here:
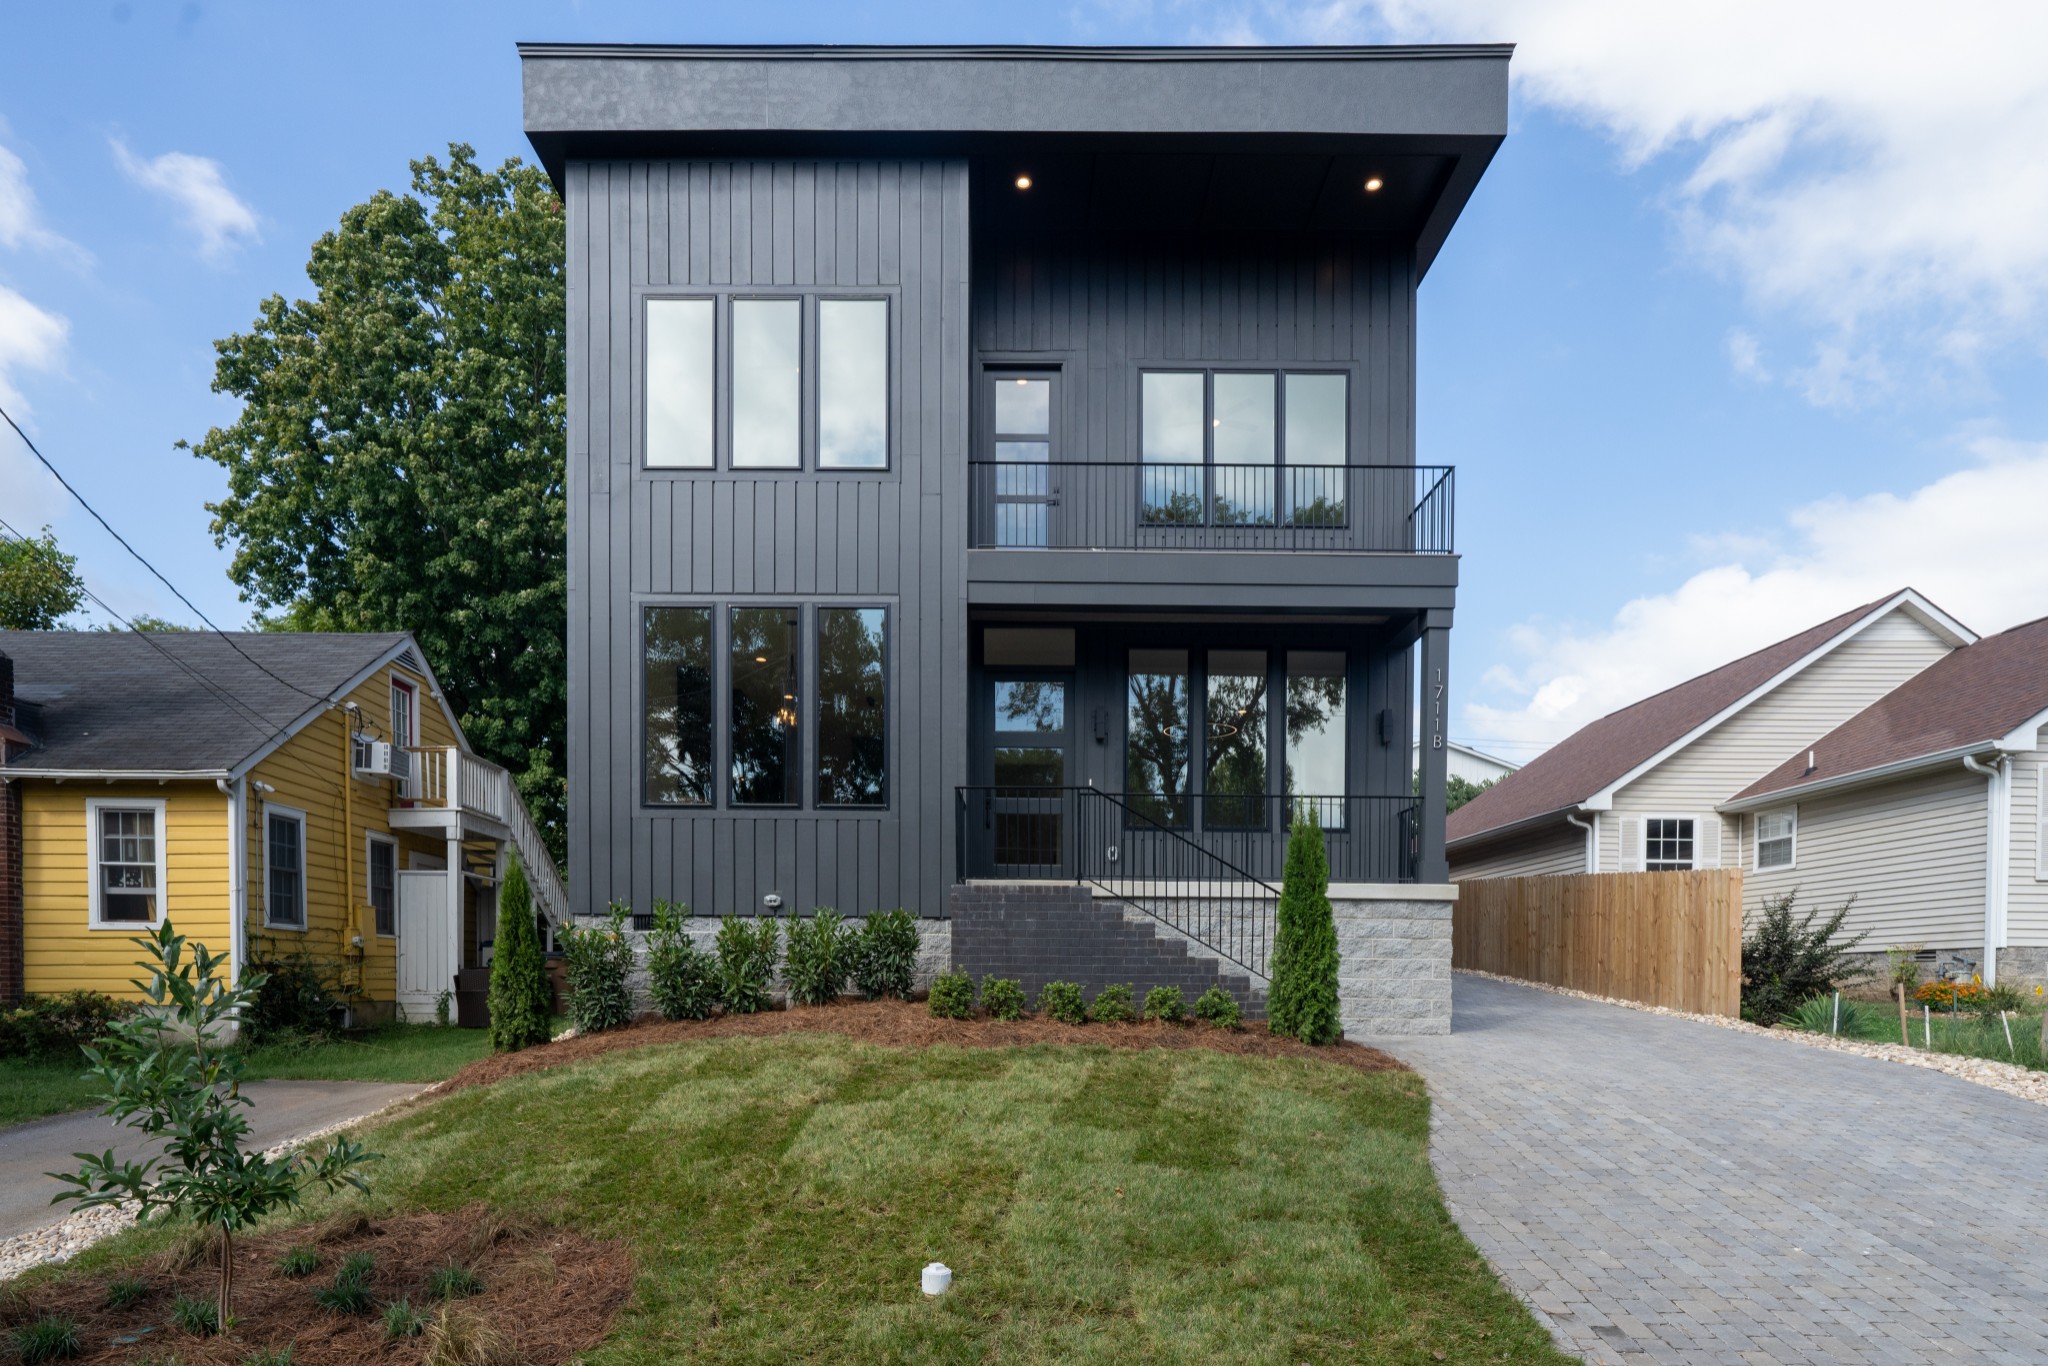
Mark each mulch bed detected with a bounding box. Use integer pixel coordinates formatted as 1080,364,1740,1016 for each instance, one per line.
434,998,1407,1096
8,1204,630,1364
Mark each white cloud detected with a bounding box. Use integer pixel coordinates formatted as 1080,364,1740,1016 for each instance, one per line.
0,141,87,264
1463,440,2048,750
1725,327,1767,383
0,282,66,410
1216,1,2048,398
111,139,259,260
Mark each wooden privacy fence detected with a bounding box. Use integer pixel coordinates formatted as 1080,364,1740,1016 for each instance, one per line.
1453,871,1743,1017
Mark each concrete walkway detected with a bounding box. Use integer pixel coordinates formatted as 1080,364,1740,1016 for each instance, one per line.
1373,975,2048,1365
0,1081,422,1239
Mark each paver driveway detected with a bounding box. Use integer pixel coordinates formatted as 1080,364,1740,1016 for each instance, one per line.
1373,974,2048,1365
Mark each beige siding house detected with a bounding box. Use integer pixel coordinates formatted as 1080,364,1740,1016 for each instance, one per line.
1724,616,2048,986
1448,589,1973,886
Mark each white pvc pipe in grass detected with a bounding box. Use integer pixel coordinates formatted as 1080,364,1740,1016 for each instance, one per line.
1924,1005,1932,1048
2002,1011,2015,1058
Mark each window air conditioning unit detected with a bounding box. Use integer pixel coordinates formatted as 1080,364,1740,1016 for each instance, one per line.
351,739,413,781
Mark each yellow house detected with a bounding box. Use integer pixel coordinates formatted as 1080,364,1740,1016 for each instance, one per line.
0,630,565,1022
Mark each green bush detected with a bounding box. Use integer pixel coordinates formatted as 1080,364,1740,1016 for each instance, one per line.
1142,985,1186,1024
1789,993,1872,1035
1192,986,1243,1031
382,1298,428,1340
927,970,974,1019
1091,983,1137,1023
0,991,136,1061
314,1251,376,1314
1741,891,1869,1025
275,1245,319,1278
981,976,1025,1022
1267,806,1341,1045
171,1294,220,1336
243,953,346,1044
1037,980,1087,1025
1974,982,2026,1016
715,916,781,1015
851,909,920,999
104,1276,148,1309
427,1265,483,1300
9,1313,81,1363
784,909,851,1007
486,855,553,1052
645,901,717,1021
562,903,637,1034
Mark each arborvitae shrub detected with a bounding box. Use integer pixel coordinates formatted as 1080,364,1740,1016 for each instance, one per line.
927,970,975,1019
1266,805,1341,1045
784,909,851,1007
1192,985,1243,1031
486,856,553,1051
1142,985,1186,1024
1037,980,1087,1024
980,977,1026,1022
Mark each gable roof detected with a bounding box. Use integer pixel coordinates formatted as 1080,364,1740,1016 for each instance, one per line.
1447,590,1959,847
1728,614,2048,807
0,630,415,776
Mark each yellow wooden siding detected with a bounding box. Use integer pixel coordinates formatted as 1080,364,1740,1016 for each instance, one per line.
245,659,462,1004
21,780,231,999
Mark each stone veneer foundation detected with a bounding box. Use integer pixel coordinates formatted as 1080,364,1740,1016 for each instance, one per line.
1330,886,1456,1036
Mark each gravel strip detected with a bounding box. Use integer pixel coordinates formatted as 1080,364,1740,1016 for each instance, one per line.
0,1094,422,1284
1456,967,2048,1108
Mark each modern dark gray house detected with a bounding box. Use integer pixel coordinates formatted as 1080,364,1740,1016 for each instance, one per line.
521,42,1509,1033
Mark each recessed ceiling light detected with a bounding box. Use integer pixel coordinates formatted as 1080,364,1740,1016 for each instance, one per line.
1364,176,1384,192
1015,174,1033,190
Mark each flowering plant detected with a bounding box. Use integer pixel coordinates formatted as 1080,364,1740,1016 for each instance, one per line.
1915,979,1984,1009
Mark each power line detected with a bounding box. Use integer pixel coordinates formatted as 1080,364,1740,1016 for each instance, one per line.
0,401,331,706
0,515,295,750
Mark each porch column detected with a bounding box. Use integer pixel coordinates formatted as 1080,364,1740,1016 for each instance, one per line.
445,828,464,978
1417,612,1451,884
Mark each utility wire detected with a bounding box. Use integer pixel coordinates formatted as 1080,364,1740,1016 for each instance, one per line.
0,515,295,750
0,401,331,706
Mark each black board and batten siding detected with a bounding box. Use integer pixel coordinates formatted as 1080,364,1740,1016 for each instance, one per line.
566,158,972,921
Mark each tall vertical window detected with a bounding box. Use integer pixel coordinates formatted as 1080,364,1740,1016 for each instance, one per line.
817,607,887,807
1141,372,1205,525
1205,650,1268,828
1284,373,1347,526
730,607,801,805
732,299,801,468
390,676,416,751
1212,373,1276,526
819,299,889,468
89,801,163,926
991,375,1054,547
265,807,307,929
645,607,716,806
646,298,715,467
1126,649,1190,825
1755,810,1796,870
1284,652,1347,828
368,835,397,936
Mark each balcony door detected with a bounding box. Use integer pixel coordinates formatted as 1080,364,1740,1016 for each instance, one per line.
985,371,1057,548
982,673,1073,877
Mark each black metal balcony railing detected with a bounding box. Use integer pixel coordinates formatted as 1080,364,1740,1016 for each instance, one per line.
968,461,1453,553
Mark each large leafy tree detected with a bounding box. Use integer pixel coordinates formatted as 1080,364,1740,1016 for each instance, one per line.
0,525,85,629
187,146,567,862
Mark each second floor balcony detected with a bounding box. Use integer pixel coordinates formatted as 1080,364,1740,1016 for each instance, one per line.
968,461,1454,554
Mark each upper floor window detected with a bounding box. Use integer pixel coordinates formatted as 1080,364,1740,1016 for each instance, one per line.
1645,817,1694,872
265,805,308,929
1755,809,1796,870
88,799,165,928
645,294,892,472
1140,369,1349,528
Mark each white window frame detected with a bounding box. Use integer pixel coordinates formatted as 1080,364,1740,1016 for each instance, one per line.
1755,808,1797,872
1643,814,1696,872
389,673,419,752
263,802,309,931
86,797,168,930
366,831,399,938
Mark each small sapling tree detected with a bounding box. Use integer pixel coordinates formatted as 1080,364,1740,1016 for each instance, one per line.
53,922,376,1331
487,855,554,1051
1267,803,1341,1045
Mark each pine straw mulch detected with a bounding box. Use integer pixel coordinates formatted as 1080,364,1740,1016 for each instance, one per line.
6,1204,631,1364
431,998,1407,1097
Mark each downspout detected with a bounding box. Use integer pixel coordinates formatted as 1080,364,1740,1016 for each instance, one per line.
1962,753,2010,985
1565,811,1596,874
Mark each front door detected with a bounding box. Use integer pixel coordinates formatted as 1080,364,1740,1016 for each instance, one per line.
983,673,1073,876
394,870,451,1020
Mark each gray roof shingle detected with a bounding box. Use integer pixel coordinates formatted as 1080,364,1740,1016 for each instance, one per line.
0,630,412,774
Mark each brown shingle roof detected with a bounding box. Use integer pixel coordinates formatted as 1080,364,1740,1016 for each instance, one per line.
1447,593,1906,847
1732,614,2048,804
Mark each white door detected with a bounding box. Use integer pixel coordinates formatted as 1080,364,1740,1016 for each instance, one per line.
395,870,452,1020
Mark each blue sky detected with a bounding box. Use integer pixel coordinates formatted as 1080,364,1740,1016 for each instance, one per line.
5,1,2046,760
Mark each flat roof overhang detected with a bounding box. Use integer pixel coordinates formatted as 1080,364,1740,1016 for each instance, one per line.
519,43,1511,275
966,548,1457,614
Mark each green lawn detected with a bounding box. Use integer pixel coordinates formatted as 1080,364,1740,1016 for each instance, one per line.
52,1033,1568,1364
1790,995,2048,1069
0,1023,497,1129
